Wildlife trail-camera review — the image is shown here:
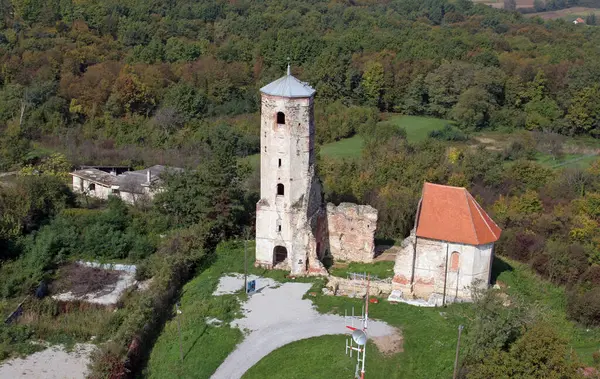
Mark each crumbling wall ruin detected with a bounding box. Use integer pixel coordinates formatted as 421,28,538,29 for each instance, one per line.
326,203,378,263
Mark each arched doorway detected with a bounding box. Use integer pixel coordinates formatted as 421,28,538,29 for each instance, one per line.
273,246,288,265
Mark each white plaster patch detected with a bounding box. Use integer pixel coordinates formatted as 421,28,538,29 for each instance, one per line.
0,343,96,379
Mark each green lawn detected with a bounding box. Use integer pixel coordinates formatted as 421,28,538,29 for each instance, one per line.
243,336,389,379
535,153,598,169
329,261,395,280
380,115,450,143
240,256,600,379
145,240,315,378
246,287,469,379
320,135,364,159
320,115,450,160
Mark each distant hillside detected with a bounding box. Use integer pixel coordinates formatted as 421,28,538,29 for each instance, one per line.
1,0,600,168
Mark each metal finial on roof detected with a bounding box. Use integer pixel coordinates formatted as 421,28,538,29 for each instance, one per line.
287,63,291,76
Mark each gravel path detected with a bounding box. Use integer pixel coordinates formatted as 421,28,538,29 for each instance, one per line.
0,343,95,379
210,278,395,379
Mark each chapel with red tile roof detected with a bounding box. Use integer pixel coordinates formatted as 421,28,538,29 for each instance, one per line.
392,182,502,304
416,183,501,245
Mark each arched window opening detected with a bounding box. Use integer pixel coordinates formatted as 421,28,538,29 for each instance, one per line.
88,183,96,191
277,183,284,196
273,246,288,265
277,112,286,125
450,252,460,272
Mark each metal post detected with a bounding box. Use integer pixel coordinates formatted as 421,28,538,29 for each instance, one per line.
453,325,464,379
176,302,183,363
244,238,248,294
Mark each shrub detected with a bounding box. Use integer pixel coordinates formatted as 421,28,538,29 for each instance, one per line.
567,285,600,327
428,124,468,141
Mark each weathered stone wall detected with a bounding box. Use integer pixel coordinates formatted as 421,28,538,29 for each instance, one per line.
392,234,494,302
325,276,392,297
326,203,377,263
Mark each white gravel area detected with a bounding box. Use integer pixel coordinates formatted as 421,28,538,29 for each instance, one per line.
213,273,276,296
0,343,96,379
210,275,395,379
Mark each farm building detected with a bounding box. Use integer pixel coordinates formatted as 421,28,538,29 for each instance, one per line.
393,182,502,304
71,165,182,205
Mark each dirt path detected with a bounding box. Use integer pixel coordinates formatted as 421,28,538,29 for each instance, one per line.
210,278,397,379
0,343,95,379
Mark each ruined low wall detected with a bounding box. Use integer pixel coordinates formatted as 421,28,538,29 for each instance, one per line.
326,203,377,263
325,276,392,297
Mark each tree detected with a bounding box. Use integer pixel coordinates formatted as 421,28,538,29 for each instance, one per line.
424,62,475,117
566,85,600,134
586,13,597,25
155,126,247,238
504,0,517,11
162,83,207,121
467,322,582,379
451,87,497,130
361,61,385,109
534,0,546,12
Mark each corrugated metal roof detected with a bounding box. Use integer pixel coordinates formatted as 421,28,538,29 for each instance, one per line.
260,65,316,98
416,182,502,245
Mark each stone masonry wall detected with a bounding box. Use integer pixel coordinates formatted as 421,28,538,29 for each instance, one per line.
326,203,377,263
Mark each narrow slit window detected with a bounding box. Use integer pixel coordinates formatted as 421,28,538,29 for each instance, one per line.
278,159,282,168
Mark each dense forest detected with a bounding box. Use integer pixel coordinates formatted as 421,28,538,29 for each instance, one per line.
2,0,600,169
1,0,600,377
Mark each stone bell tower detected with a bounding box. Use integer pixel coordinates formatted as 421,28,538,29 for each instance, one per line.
255,66,326,275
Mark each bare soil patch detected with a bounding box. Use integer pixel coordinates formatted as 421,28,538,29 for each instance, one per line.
372,328,404,355
51,263,121,297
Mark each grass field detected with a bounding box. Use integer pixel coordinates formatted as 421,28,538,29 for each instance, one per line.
329,261,395,280
535,153,598,169
240,257,599,379
320,115,450,160
243,336,388,379
527,6,600,20
319,135,364,159
145,240,316,378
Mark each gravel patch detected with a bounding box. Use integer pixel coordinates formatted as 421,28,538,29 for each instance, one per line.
213,273,276,296
0,343,96,379
211,276,396,379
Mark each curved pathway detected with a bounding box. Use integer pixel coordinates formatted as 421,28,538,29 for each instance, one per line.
210,281,395,379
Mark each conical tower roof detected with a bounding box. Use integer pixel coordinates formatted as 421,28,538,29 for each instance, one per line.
260,65,316,98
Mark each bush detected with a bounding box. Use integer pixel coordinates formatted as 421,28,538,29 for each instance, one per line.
567,285,600,327
88,224,214,378
428,124,468,141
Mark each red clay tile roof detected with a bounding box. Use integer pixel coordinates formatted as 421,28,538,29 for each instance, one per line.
415,182,502,245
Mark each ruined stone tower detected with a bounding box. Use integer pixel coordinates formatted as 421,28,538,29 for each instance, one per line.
255,66,327,275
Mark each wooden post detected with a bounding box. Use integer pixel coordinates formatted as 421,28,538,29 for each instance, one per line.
453,325,464,379
176,302,183,363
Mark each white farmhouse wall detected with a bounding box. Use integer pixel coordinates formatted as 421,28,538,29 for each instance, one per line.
72,175,154,206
